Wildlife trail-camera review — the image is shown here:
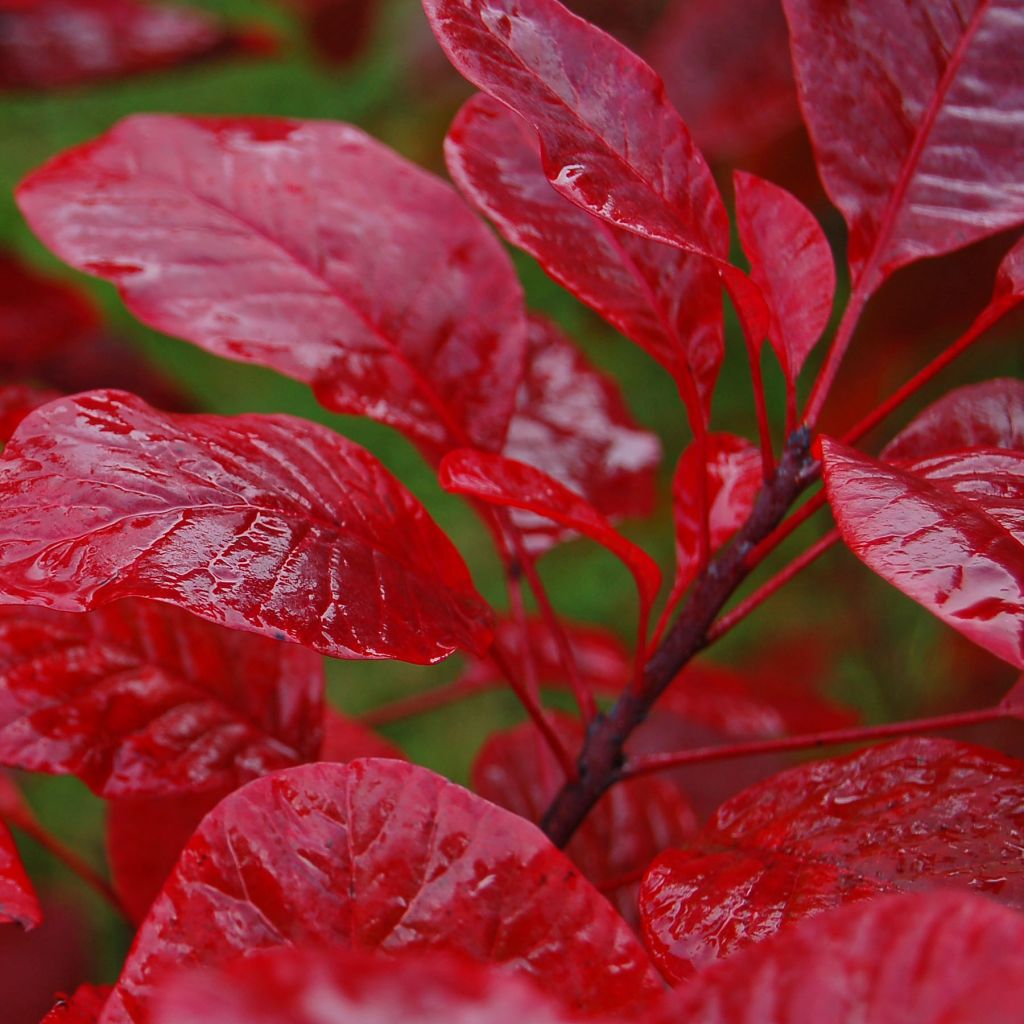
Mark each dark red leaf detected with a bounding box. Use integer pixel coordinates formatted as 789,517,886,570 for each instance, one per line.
0,384,58,442
0,390,492,664
40,985,110,1024
670,434,761,601
640,738,1024,980
319,706,405,762
99,759,661,1023
0,599,323,797
152,946,596,1024
0,0,270,91
439,449,661,615
504,315,661,553
645,0,800,161
654,891,1024,1022
784,0,1024,295
473,714,697,924
0,816,38,928
882,378,1024,462
820,436,1024,668
16,115,527,461
734,171,835,382
445,95,724,411
282,0,377,65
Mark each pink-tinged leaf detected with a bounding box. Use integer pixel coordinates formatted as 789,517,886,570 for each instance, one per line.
784,0,1024,295
41,986,111,1024
0,0,270,91
16,115,527,460
734,171,835,381
0,599,323,797
640,738,1024,979
883,379,1024,462
446,95,724,410
820,436,1024,668
153,946,599,1024
474,715,697,924
439,449,661,614
671,434,761,600
654,891,1024,1022
0,817,38,928
504,316,661,553
0,390,492,664
99,760,661,1023
0,251,98,367
998,673,1024,716
646,0,800,161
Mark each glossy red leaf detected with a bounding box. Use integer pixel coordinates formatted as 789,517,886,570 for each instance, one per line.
474,715,697,923
16,115,527,460
503,316,661,553
100,759,661,1023
784,0,1024,294
646,0,800,161
671,434,761,600
0,817,38,928
446,95,724,411
821,436,1024,668
439,448,661,614
883,378,1024,462
734,171,835,381
654,891,1024,1023
41,985,110,1024
0,390,492,664
0,599,323,797
640,737,1024,979
0,0,270,91
152,946,596,1024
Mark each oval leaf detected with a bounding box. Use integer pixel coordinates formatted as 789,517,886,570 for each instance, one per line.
16,115,527,460
640,737,1024,980
821,436,1024,668
0,818,39,929
99,759,661,1023
0,599,323,797
446,94,725,411
784,0,1024,294
504,315,661,553
655,891,1024,1023
0,390,492,664
153,946,597,1024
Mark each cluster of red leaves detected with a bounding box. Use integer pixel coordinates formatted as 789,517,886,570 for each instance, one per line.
0,0,1021,1022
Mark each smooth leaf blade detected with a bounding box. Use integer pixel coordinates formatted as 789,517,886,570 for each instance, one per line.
0,599,324,797
640,738,1024,979
446,95,725,409
0,818,39,929
821,436,1024,668
784,0,1024,294
99,759,662,1023
16,115,527,459
0,390,492,664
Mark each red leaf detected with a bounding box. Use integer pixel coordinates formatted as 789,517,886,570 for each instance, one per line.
319,706,405,762
784,0,1024,295
654,891,1024,1022
445,94,724,411
882,378,1024,462
645,0,800,161
640,738,1024,979
439,449,661,614
0,817,39,928
99,760,661,1023
734,171,835,381
0,599,323,797
16,115,527,461
0,0,269,91
473,715,697,924
282,0,377,65
152,946,598,1024
504,315,661,553
41,985,110,1024
0,390,492,664
820,436,1024,668
670,434,761,601
0,384,58,442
